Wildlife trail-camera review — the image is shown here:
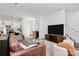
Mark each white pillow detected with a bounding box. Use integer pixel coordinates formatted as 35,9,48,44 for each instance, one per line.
20,42,27,49
20,42,37,49
53,45,68,56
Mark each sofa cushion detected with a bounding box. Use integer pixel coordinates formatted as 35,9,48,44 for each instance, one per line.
18,39,31,46
20,42,38,49
9,33,22,52
58,42,75,56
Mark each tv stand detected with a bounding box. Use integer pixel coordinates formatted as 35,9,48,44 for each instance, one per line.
45,34,64,43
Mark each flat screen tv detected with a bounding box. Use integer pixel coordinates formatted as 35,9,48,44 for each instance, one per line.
48,24,64,35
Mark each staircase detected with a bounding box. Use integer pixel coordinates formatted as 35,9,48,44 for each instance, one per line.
65,24,79,50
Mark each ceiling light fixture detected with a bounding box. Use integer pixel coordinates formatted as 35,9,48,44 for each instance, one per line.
14,3,18,5
13,3,19,7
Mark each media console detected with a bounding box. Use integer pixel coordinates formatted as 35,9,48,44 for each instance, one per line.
45,34,64,43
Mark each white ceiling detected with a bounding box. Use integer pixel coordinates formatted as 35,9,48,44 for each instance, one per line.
0,3,79,17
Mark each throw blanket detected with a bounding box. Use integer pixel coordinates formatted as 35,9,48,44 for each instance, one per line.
58,42,75,56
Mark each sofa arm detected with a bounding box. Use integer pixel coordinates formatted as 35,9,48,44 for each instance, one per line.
11,47,35,56
53,45,68,56
11,44,46,56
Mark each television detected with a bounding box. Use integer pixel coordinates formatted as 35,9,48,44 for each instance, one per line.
48,24,64,35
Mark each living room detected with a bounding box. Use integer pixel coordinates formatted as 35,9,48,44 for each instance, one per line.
0,3,79,56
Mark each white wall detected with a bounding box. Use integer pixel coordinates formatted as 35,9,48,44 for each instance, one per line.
21,17,30,37
38,16,46,38
22,16,36,37
66,11,79,42
38,9,66,38
66,11,79,31
44,9,65,35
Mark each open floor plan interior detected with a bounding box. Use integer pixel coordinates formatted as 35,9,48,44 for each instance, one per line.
0,3,79,56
